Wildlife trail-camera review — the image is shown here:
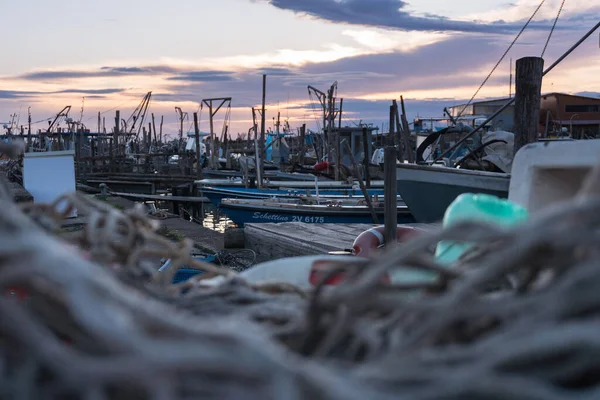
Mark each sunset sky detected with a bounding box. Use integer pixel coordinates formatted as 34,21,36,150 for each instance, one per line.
1,0,599,138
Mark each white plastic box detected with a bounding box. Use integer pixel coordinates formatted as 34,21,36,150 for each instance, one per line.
23,150,77,218
509,140,600,213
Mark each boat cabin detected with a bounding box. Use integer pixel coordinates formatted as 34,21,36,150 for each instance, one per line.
335,127,377,167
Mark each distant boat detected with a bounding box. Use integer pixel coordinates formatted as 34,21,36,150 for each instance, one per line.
200,185,386,206
219,197,414,226
196,178,385,189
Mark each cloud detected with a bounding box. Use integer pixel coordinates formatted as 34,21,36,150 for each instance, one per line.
0,90,41,99
166,70,238,82
264,0,557,34
256,67,298,76
575,91,600,99
18,65,177,81
0,88,125,100
53,88,126,95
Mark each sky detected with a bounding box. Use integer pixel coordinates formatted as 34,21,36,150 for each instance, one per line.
0,0,599,138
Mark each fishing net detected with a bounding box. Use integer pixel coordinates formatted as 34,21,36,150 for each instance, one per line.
2,140,600,399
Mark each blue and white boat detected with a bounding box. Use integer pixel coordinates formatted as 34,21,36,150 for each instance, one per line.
219,197,415,226
196,178,385,189
200,185,387,206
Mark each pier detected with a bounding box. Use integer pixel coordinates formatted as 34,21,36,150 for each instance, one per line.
245,222,439,262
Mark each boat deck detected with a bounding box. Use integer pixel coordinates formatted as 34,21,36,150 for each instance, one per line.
244,222,439,262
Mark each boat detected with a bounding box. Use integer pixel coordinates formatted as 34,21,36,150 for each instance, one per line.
196,178,385,189
395,123,514,223
219,197,415,226
200,185,386,206
396,163,510,223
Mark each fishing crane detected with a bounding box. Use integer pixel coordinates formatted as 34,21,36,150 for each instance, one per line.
307,81,339,159
121,92,152,139
46,106,72,133
2,113,18,135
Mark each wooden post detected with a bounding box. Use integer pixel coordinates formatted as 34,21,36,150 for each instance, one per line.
334,100,340,180
513,57,544,154
362,127,370,189
159,116,163,144
343,139,378,224
254,138,262,187
27,109,32,150
109,137,114,173
393,102,405,163
194,112,202,179
338,98,343,129
299,124,306,166
259,74,267,188
148,123,152,150
151,113,157,145
142,127,147,152
388,104,395,146
114,110,120,156
400,96,413,163
384,146,397,244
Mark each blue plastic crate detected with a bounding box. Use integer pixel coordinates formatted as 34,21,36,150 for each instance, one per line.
159,254,217,284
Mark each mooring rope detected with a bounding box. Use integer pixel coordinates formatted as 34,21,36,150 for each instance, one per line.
4,140,600,399
456,0,548,119
541,0,567,57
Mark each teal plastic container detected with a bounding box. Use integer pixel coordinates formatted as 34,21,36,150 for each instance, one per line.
435,193,528,264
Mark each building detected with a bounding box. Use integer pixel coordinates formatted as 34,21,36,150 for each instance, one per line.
540,93,600,139
446,93,600,138
447,98,515,131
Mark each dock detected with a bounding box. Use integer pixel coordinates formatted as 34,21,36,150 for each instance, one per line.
110,192,210,203
244,222,439,262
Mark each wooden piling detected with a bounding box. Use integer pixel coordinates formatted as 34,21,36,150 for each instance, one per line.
388,105,395,146
400,96,413,163
362,127,370,189
259,74,267,188
343,139,378,224
142,127,147,152
151,113,157,145
392,100,404,162
335,98,343,181
193,112,202,179
384,146,397,245
114,110,120,157
513,57,544,154
109,137,114,173
338,98,343,129
159,116,163,144
27,110,32,150
299,124,306,166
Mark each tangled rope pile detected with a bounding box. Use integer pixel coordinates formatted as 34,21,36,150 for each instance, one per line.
2,141,600,399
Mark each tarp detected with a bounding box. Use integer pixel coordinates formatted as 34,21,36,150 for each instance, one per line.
482,130,515,173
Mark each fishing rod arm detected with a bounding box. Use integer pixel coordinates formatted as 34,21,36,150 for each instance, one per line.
543,20,600,76
432,20,600,165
